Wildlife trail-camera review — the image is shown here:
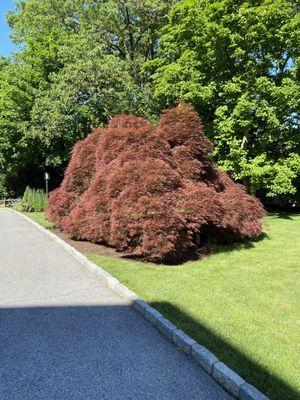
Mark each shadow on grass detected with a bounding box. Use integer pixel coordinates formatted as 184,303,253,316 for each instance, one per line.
150,301,299,400
1,306,298,400
267,212,300,220
209,232,269,256
119,232,270,266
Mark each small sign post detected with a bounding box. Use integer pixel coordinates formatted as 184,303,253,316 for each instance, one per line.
44,172,50,196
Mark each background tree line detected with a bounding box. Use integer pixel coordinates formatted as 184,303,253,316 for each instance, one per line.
0,0,299,206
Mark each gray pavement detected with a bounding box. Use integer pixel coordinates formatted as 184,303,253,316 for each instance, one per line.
0,209,233,400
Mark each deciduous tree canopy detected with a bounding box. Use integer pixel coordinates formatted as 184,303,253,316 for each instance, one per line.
0,0,299,204
148,0,300,201
0,0,172,195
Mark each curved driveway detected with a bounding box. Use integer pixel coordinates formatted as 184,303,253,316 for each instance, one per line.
0,209,232,400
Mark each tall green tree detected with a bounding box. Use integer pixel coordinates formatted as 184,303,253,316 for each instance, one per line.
0,0,172,195
0,59,44,195
8,0,172,86
30,36,143,168
149,0,300,201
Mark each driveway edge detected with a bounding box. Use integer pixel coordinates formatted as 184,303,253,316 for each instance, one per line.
10,209,269,400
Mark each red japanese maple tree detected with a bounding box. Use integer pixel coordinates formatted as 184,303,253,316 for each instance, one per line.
47,104,265,262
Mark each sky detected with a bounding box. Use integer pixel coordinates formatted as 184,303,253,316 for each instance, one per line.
0,0,17,56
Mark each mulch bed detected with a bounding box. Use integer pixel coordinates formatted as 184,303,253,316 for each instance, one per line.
50,228,123,259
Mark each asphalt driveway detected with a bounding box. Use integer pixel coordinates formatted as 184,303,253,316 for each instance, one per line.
0,209,233,400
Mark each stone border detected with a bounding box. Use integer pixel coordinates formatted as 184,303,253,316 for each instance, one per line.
9,209,269,400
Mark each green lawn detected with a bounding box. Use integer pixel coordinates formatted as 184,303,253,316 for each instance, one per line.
21,210,54,229
22,210,299,400
86,214,300,400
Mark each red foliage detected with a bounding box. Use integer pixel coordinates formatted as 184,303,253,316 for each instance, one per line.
46,129,100,227
47,104,266,262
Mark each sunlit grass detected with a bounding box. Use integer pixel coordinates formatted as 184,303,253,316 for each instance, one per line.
87,214,300,400
21,210,54,229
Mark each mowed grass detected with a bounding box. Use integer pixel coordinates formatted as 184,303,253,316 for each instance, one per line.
86,214,300,400
21,210,54,229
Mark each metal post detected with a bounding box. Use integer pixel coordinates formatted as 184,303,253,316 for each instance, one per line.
44,172,50,196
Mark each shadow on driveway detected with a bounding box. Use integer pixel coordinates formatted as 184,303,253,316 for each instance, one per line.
0,305,233,400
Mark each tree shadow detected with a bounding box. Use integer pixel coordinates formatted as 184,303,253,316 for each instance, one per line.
209,232,269,256
267,212,300,220
119,232,270,266
150,301,299,400
0,305,233,400
0,305,298,400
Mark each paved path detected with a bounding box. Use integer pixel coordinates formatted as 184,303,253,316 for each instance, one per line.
0,209,232,400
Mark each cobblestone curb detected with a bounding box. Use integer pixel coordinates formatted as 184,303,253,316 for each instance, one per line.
11,209,270,400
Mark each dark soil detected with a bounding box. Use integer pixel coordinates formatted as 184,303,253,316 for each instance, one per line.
50,227,211,265
50,228,123,259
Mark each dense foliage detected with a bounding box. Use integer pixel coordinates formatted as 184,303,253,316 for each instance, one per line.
0,0,299,205
148,0,300,202
47,104,265,262
46,129,99,226
22,186,47,212
0,0,172,195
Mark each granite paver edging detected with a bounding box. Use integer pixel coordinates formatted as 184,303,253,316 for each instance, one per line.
11,209,269,400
